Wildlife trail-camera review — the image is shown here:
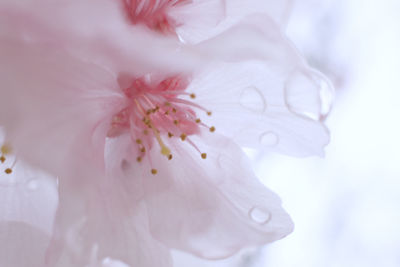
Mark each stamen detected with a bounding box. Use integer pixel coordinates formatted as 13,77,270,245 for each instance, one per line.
1,144,11,155
135,99,171,157
167,98,209,113
151,124,171,156
113,75,217,171
186,138,208,160
180,134,187,141
5,168,12,174
0,156,5,163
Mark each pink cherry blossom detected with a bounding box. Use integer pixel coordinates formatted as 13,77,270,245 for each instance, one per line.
0,0,332,266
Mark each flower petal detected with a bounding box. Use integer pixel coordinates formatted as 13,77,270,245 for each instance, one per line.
190,60,331,157
0,33,126,179
175,0,292,43
47,175,172,267
130,130,293,259
0,221,51,267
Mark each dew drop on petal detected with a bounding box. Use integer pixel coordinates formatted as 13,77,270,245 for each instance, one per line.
314,71,334,119
285,69,334,121
249,206,271,224
259,131,279,146
26,179,39,191
239,86,267,112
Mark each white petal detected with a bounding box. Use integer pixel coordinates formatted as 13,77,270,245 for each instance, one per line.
131,130,293,259
0,34,126,179
0,222,50,267
175,0,292,43
190,61,331,157
47,176,172,267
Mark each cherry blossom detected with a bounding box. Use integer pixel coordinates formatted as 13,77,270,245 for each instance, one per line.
0,0,332,266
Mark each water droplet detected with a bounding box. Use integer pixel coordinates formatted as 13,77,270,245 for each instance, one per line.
249,207,271,224
27,179,39,191
239,86,267,112
285,70,321,120
259,132,279,146
315,72,334,119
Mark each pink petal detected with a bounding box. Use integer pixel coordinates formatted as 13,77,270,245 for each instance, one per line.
187,16,332,157
0,221,50,267
0,30,125,179
175,0,292,43
124,130,293,259
190,62,331,157
47,175,172,267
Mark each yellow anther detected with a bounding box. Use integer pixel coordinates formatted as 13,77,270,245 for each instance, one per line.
151,169,158,175
0,156,5,163
201,153,207,159
140,147,146,153
136,139,142,144
209,126,216,132
180,134,187,141
1,144,12,155
173,120,179,125
165,111,170,115
165,102,171,106
195,119,201,123
207,111,212,116
161,146,171,156
190,93,196,99
137,157,142,162
143,129,149,135
5,168,12,174
143,118,151,125
172,108,177,113
146,109,152,115
168,132,173,138
168,154,173,160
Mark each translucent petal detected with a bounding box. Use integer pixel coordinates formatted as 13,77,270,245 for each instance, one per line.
132,131,293,259
0,35,125,179
0,222,50,267
175,0,292,43
47,175,172,267
190,62,331,157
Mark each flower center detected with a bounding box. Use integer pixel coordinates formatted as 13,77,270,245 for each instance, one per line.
108,75,215,174
124,0,190,35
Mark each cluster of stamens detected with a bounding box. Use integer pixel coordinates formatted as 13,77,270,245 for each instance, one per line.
125,0,189,35
0,144,15,175
108,76,216,175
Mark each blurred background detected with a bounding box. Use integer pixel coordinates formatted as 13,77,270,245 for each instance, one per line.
175,0,400,266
